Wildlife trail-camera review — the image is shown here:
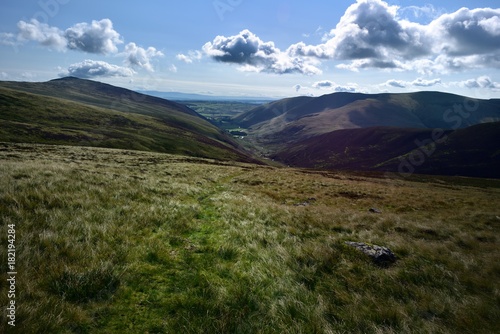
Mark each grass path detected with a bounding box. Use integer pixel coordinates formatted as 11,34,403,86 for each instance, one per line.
1,143,499,333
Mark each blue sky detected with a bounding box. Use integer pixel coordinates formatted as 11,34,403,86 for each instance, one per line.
1,0,499,98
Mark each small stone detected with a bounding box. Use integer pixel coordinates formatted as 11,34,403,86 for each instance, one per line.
369,208,382,214
345,241,397,266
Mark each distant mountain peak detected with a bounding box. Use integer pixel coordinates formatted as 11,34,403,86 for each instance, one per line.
50,76,87,82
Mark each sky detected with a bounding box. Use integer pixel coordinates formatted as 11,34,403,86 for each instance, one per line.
0,0,500,99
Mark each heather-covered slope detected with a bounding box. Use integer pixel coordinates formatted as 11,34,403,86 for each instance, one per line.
273,122,500,178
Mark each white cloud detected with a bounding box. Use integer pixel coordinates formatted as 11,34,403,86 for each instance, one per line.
64,19,122,54
412,78,442,87
202,29,322,75
15,18,122,54
385,79,406,88
429,8,500,57
9,18,164,72
458,76,500,91
0,72,8,79
312,80,359,92
123,42,163,72
17,19,67,51
63,60,135,78
385,78,442,88
478,16,500,36
328,0,430,61
176,50,202,63
282,0,500,73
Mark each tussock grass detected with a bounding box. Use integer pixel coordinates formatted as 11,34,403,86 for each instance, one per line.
0,143,499,333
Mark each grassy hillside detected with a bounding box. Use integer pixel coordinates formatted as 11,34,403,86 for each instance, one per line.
1,143,499,333
235,92,500,158
274,122,500,178
232,91,500,177
0,79,258,163
235,91,500,132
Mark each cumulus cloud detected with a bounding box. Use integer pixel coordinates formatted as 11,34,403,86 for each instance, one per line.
459,76,500,91
17,20,67,51
336,0,500,72
63,60,135,78
64,19,122,54
16,18,122,54
331,0,429,61
123,42,163,72
430,8,500,58
312,80,359,92
9,18,164,73
285,0,500,73
385,78,442,88
202,29,322,75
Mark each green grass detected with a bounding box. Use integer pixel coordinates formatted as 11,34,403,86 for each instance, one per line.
1,143,499,333
0,86,255,163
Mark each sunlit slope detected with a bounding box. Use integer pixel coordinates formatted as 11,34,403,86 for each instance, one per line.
0,78,258,162
236,91,500,145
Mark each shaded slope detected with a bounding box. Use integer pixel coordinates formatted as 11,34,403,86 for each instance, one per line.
0,80,259,163
273,122,500,178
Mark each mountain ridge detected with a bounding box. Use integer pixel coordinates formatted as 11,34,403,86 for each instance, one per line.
0,77,260,163
236,91,500,134
234,90,500,178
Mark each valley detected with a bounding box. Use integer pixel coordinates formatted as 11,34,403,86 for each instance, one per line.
1,78,499,333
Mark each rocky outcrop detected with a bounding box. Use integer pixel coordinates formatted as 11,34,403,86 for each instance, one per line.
345,241,397,266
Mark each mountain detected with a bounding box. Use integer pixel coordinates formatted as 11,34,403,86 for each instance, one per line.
235,91,500,178
0,77,259,163
236,91,500,147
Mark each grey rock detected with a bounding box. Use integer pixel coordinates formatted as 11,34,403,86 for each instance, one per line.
345,241,397,266
369,208,382,214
